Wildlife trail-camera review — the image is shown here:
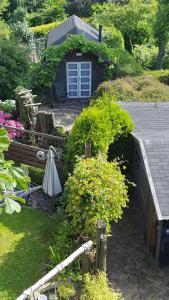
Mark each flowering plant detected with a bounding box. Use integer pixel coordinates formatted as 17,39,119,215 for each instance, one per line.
0,110,24,140
0,100,16,113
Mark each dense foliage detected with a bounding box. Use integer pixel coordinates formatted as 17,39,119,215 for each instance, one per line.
0,100,15,113
154,0,169,69
92,0,157,52
80,272,122,300
0,128,30,214
63,157,128,238
32,34,142,92
95,74,169,102
0,39,29,99
66,94,133,171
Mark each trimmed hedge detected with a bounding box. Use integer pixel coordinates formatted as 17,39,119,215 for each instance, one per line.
95,74,169,102
66,93,134,172
31,21,61,37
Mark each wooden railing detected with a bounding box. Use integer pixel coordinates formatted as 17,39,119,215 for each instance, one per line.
1,125,67,169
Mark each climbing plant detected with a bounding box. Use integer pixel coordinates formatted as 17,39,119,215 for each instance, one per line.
32,34,142,90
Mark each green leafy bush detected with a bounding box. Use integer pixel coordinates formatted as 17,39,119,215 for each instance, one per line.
57,280,76,300
95,75,169,102
22,165,44,185
66,95,133,172
80,272,122,300
28,0,66,26
0,128,30,214
63,157,128,238
66,106,112,171
49,209,81,280
31,21,61,37
104,26,124,50
0,39,29,99
0,100,15,113
110,48,143,78
133,44,158,69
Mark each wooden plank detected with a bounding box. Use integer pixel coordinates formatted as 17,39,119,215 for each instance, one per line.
1,124,67,144
5,142,64,170
96,220,107,273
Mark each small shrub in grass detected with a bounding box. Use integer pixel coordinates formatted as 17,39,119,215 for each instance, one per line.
63,157,128,239
57,280,76,300
80,272,122,300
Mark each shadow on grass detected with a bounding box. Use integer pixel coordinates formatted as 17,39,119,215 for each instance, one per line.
0,208,55,300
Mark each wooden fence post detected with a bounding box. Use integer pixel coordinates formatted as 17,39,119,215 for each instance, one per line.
81,252,91,274
85,143,92,158
96,220,107,273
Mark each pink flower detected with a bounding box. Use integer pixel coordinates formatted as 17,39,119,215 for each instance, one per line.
4,113,12,119
0,110,24,140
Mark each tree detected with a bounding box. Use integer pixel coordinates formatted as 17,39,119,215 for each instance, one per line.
66,0,104,17
0,39,29,99
92,0,157,52
155,0,169,69
63,156,129,238
0,128,30,215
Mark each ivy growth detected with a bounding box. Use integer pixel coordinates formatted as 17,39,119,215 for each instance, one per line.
32,35,142,89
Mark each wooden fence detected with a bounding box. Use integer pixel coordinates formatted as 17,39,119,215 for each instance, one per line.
1,124,67,169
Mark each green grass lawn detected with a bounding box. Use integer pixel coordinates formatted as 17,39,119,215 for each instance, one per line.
0,208,56,300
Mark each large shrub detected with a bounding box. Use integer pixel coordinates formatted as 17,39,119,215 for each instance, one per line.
66,96,133,172
63,157,128,238
0,39,29,99
103,26,124,50
133,44,158,70
95,75,169,102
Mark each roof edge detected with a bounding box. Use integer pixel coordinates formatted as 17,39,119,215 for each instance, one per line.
132,133,163,221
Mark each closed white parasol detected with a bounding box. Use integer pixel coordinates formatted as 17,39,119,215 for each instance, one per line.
42,146,62,196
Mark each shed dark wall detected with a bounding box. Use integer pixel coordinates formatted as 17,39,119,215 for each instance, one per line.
131,139,158,253
53,50,105,103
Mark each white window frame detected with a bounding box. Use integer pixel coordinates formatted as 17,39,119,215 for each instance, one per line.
66,62,92,99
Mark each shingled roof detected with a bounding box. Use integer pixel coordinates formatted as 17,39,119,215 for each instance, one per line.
120,102,169,220
47,15,100,47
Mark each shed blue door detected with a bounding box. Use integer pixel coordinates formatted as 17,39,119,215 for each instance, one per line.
66,62,91,98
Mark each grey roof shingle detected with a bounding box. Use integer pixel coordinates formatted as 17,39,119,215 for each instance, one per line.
47,15,100,46
120,102,169,219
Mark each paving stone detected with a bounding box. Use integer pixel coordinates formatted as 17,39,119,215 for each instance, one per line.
107,206,169,299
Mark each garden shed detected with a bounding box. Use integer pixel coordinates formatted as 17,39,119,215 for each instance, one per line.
47,15,106,104
121,102,169,264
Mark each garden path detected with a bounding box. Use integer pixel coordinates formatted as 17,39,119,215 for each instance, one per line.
40,102,86,131
107,204,169,300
